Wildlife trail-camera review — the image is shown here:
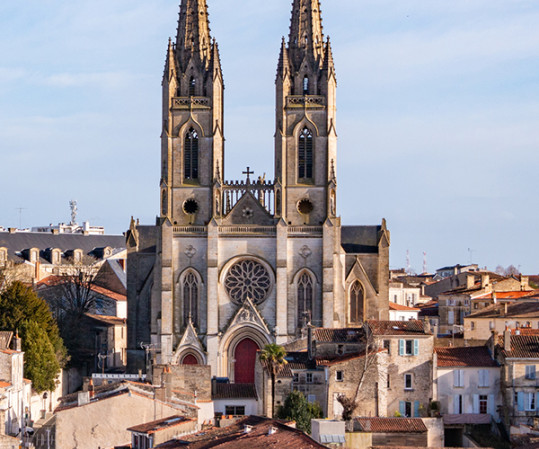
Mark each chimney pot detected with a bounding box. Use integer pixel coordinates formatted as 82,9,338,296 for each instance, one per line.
504,329,511,352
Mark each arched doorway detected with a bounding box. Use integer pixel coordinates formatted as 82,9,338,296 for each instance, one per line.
181,354,198,365
234,338,259,384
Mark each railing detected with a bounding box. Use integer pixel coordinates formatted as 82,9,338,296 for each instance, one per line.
288,226,323,235
173,226,208,234
219,226,276,235
172,96,211,109
286,95,325,109
222,178,277,216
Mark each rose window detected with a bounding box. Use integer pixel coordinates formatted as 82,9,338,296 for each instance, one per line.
224,259,271,304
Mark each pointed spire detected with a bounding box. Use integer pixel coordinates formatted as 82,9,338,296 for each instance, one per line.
210,38,222,75
288,0,325,69
176,0,212,70
277,37,290,78
323,36,334,71
164,38,177,81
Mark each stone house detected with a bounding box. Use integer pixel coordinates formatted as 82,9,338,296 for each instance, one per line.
434,346,501,421
211,382,258,417
367,320,434,418
346,417,428,448
389,303,419,322
492,330,539,432
464,301,539,342
83,314,127,372
389,282,422,307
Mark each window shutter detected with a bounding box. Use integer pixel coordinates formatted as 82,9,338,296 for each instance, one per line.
453,370,459,387
536,392,539,412
484,370,489,387
459,370,464,387
517,392,525,411
399,339,405,356
399,401,406,416
453,395,460,414
414,401,420,417
413,339,419,356
473,394,479,414
488,394,495,416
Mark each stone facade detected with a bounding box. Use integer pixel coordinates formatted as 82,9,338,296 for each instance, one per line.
126,0,390,380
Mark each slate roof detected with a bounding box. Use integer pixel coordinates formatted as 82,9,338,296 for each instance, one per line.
127,416,193,434
435,346,498,367
497,334,539,359
212,383,258,400
367,320,428,336
155,416,327,449
467,301,539,319
353,417,427,433
0,231,125,263
314,327,365,343
341,225,381,254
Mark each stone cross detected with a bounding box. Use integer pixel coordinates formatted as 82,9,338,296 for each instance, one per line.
243,167,254,184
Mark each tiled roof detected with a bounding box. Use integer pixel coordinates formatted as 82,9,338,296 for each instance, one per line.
367,320,427,336
38,277,127,302
127,416,193,434
0,381,12,388
354,417,427,433
314,328,364,343
435,346,498,367
474,290,539,300
497,334,539,359
511,328,539,335
155,416,327,449
316,349,385,367
212,383,258,400
84,313,126,326
467,301,539,319
389,303,420,311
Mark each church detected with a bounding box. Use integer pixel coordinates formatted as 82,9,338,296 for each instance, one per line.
126,0,390,383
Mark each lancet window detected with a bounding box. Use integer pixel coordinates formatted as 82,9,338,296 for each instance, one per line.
183,271,199,327
189,76,196,96
298,128,313,180
184,128,199,181
350,281,365,324
303,76,310,95
297,272,314,327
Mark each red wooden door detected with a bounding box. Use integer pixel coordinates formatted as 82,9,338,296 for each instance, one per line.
182,354,198,365
234,338,259,384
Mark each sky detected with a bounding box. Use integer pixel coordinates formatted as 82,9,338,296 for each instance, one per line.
0,0,538,274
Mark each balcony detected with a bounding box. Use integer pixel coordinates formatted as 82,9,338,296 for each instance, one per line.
286,95,325,109
172,96,211,110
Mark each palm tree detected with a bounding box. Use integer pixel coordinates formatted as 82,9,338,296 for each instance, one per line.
259,343,288,418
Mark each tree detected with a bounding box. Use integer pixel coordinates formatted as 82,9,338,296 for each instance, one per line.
277,390,323,434
0,281,67,390
259,343,288,418
21,320,61,393
336,323,380,421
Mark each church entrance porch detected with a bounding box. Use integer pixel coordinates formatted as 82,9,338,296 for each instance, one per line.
233,338,259,384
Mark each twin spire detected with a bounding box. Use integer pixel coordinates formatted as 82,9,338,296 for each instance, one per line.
288,0,325,68
175,0,212,69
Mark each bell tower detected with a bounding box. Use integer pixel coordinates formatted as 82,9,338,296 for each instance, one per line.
275,0,337,226
161,0,224,226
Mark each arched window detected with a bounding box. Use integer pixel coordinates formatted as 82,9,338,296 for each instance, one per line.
297,272,314,327
189,77,196,96
298,128,313,180
184,128,199,180
350,281,365,324
183,271,198,327
303,76,310,95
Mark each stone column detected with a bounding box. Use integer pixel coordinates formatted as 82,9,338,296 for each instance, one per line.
275,220,288,343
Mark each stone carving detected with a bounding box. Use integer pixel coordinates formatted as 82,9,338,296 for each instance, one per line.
299,245,312,261
185,245,197,259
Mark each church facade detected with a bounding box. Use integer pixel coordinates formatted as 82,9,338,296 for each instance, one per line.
126,0,390,382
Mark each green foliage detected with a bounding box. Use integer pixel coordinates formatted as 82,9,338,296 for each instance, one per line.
20,321,60,393
259,343,288,376
277,390,323,434
0,281,67,390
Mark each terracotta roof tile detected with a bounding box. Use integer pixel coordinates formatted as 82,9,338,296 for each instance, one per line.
354,417,427,433
468,301,539,319
498,334,539,359
367,320,428,336
435,346,498,367
156,416,326,448
389,303,420,311
212,383,258,400
314,328,364,343
0,381,12,388
474,290,539,300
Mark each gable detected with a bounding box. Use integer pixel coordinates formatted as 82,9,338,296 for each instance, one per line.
221,191,275,226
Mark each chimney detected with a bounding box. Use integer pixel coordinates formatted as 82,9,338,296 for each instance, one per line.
481,274,490,288
504,328,511,352
466,274,475,289
88,379,95,399
307,326,313,360
504,302,508,316
78,391,90,407
493,291,497,304
489,330,498,355
12,331,22,352
244,425,253,434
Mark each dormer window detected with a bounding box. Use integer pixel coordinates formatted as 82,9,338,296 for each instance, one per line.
29,249,39,264
51,249,62,265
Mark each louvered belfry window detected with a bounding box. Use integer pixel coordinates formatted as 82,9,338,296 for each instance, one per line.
298,128,313,180
184,128,199,180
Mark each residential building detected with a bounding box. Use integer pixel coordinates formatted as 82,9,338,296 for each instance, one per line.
126,0,392,381
346,417,428,448
127,416,197,449
465,301,539,342
367,321,434,418
493,330,539,432
389,303,419,322
211,382,258,417
435,264,479,280
434,346,501,422
389,282,422,307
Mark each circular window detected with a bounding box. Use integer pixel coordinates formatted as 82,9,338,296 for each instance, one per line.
183,199,199,215
224,259,272,305
297,199,314,215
